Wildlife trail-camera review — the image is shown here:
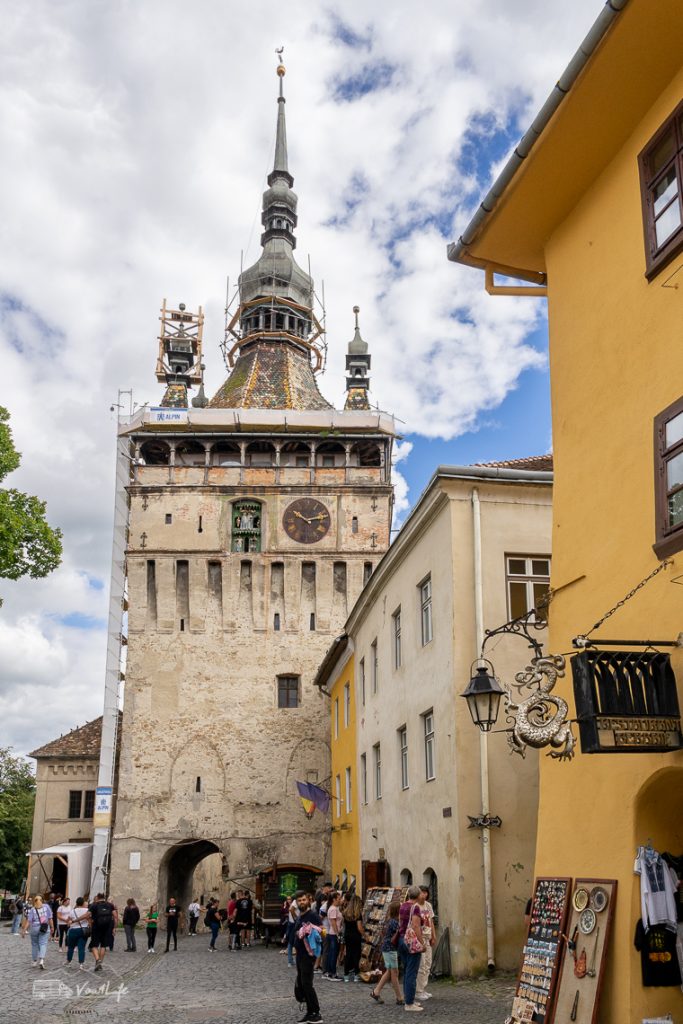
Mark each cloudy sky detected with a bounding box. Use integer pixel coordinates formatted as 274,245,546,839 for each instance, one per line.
0,0,602,757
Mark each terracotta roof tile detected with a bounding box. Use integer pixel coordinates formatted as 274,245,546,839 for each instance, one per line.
29,713,122,760
209,342,332,411
474,454,553,472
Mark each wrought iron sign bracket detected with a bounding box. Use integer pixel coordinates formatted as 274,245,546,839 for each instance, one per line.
481,608,547,660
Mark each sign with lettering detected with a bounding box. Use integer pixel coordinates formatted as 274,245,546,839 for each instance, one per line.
572,651,682,754
93,787,113,827
149,407,188,424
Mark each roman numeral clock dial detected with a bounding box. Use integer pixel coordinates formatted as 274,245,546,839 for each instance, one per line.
282,498,331,544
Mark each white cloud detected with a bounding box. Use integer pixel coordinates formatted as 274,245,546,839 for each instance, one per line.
0,0,600,752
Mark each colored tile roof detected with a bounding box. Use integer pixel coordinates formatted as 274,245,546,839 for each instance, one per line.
474,454,553,472
209,342,332,410
29,713,122,760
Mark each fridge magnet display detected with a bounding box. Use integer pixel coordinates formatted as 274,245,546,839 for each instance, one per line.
508,877,572,1023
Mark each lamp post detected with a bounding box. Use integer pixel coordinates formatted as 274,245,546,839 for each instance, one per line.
462,661,506,732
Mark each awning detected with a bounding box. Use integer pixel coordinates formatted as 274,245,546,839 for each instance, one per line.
28,844,94,900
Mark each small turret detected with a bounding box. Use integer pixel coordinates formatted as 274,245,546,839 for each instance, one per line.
344,306,372,410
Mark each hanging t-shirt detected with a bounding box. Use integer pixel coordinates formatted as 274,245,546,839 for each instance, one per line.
634,846,678,932
634,918,682,986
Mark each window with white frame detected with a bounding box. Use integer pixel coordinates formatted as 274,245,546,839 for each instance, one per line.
344,682,350,728
334,697,339,739
360,657,366,706
420,576,433,645
345,767,352,813
423,710,435,781
373,743,382,799
399,726,409,790
393,608,402,668
335,774,342,819
360,753,368,804
506,555,551,620
371,639,378,694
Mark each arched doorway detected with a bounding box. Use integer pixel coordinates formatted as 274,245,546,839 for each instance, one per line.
632,766,683,1021
158,839,224,910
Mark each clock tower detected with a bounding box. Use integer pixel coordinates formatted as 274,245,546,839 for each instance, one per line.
107,60,395,908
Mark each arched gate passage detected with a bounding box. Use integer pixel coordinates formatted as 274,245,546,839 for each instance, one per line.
158,839,222,910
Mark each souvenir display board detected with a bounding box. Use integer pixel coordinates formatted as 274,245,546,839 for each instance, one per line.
359,886,407,972
510,877,572,1024
552,879,617,1024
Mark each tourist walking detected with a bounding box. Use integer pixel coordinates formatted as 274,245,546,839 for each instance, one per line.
205,899,221,951
66,897,91,969
398,886,426,1012
323,891,342,980
287,892,300,966
236,890,253,947
228,891,239,949
21,895,53,969
123,898,140,951
370,901,404,1006
165,897,181,951
144,903,158,953
88,893,118,972
57,898,72,950
415,886,436,1001
294,893,323,1024
10,896,24,935
342,894,364,982
188,897,200,935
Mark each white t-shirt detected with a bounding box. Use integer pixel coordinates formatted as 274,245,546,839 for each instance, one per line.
69,907,89,926
288,900,299,924
57,905,72,925
188,902,200,918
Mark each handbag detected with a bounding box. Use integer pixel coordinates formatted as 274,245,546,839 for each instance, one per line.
404,924,424,955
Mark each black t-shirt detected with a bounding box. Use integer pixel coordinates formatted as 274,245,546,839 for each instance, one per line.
206,906,220,926
236,897,253,922
634,919,682,986
166,904,181,925
294,909,322,957
89,901,116,930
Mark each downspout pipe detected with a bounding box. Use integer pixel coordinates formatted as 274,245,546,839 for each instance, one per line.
472,487,495,971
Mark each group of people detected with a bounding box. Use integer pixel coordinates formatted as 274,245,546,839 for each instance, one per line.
287,882,437,1024
11,891,193,969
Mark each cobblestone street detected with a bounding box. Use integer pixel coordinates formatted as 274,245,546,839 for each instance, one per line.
1,926,515,1024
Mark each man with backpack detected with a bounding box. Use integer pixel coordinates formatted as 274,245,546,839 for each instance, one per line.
88,893,118,972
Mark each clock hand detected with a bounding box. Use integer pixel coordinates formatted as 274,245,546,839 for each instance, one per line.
293,510,313,523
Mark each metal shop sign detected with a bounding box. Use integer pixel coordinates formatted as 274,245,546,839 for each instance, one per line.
572,650,683,753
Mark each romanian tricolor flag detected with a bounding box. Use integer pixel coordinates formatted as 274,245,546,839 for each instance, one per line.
296,781,331,817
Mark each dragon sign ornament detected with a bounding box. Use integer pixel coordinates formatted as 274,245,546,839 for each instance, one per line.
505,654,576,760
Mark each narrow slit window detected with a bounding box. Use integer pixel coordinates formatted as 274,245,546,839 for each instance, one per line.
352,516,358,534
310,612,316,631
195,776,201,793
165,514,172,525
274,613,281,631
198,515,203,533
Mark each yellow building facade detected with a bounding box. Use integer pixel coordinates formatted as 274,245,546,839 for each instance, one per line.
319,644,360,891
450,1,683,1019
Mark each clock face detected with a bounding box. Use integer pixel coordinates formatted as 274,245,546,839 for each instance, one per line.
283,498,331,544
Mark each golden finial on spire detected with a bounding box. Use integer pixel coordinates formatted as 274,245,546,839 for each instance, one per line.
276,46,286,77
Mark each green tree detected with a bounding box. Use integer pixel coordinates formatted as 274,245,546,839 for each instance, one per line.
0,406,62,591
0,747,35,891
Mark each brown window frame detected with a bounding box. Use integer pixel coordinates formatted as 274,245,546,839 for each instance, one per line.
638,99,683,279
654,394,683,558
277,674,300,709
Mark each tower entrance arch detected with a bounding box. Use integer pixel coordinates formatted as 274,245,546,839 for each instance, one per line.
158,839,223,910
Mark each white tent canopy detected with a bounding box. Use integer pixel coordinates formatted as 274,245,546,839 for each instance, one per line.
28,844,94,901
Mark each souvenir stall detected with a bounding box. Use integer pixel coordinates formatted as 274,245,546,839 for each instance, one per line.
359,886,407,973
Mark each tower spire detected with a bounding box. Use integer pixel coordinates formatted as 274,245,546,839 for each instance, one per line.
345,305,372,410
272,48,290,182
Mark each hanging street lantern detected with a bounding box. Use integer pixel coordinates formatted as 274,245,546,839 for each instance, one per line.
462,660,506,732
